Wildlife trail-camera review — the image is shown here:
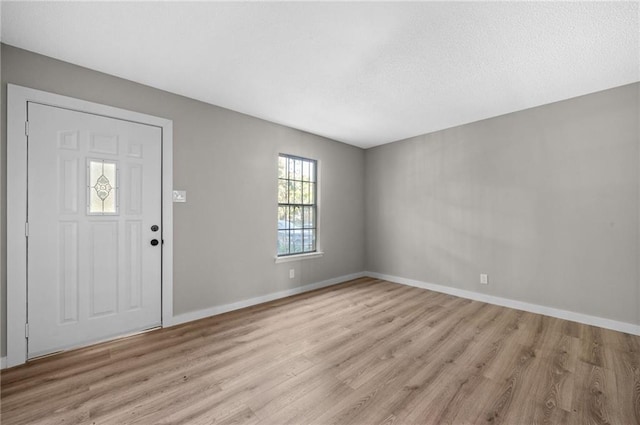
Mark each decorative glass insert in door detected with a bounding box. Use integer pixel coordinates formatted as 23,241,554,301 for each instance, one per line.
87,160,118,215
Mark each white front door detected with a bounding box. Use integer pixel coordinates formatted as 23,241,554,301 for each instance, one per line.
27,102,162,358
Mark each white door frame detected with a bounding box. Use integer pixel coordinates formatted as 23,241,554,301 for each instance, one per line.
7,84,174,368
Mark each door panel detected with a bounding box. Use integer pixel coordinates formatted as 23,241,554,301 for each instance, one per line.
125,220,143,311
89,221,118,317
58,221,79,324
27,103,162,358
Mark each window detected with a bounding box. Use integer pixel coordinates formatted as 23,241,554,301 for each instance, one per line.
87,159,118,215
278,154,317,256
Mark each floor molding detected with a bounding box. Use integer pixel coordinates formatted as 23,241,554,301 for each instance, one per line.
1,357,6,370
366,271,640,336
4,279,637,423
169,272,366,327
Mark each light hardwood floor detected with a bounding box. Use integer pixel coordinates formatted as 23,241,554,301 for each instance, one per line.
1,277,639,425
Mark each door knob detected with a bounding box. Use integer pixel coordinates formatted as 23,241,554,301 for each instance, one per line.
150,239,159,246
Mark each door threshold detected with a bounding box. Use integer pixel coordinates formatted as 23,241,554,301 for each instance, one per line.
27,326,162,362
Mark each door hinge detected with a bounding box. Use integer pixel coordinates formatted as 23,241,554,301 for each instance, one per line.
25,323,29,339
25,222,29,237
25,121,29,137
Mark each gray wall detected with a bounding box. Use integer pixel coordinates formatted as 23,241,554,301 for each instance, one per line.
2,43,638,359
366,82,640,326
0,44,366,356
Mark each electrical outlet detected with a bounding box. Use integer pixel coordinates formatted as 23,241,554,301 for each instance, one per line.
480,274,488,285
289,269,295,279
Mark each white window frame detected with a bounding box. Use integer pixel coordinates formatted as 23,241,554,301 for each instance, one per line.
274,154,323,263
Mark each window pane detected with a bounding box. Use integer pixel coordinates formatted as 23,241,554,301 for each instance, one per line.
278,179,288,203
302,161,310,182
288,158,295,180
101,162,117,213
88,160,117,214
291,181,302,204
277,231,289,255
89,161,103,213
294,159,302,181
308,182,315,204
302,182,311,204
278,156,287,179
291,206,303,228
278,207,288,229
303,207,315,228
309,161,316,182
303,229,316,252
291,230,303,253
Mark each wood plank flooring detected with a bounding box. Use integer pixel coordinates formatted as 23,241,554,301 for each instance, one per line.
1,277,639,424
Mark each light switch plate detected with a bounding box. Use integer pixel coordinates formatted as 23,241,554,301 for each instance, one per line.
172,190,187,203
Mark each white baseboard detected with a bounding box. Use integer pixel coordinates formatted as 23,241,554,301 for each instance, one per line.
169,272,366,327
366,271,640,336
1,357,6,370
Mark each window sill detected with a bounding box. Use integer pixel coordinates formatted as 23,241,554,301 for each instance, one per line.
275,251,324,263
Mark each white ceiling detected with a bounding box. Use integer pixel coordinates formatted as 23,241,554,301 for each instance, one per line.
2,2,639,148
